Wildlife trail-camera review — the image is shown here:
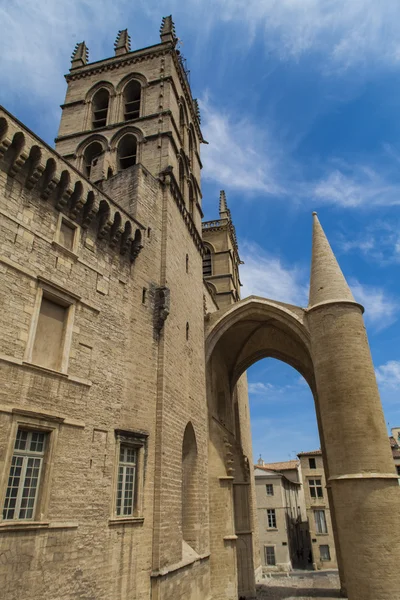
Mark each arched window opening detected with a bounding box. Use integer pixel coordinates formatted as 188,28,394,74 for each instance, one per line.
179,104,185,143
107,167,113,179
203,246,212,277
124,80,141,121
118,135,137,170
83,141,103,178
92,89,109,129
186,322,190,341
188,129,194,166
178,159,185,197
182,423,198,551
189,184,195,219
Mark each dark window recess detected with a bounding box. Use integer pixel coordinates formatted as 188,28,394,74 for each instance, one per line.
92,89,109,129
203,247,212,277
83,142,103,178
124,80,141,121
118,135,137,170
309,457,316,469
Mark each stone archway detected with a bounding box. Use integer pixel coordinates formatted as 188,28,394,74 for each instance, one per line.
204,215,400,600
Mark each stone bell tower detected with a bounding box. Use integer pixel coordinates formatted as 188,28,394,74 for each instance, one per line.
202,191,242,309
55,16,204,232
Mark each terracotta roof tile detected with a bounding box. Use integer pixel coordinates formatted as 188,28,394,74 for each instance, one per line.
255,460,299,471
297,449,322,457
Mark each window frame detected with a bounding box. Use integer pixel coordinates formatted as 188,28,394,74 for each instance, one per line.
24,281,76,374
0,418,58,526
309,457,316,469
308,478,324,499
266,483,274,496
54,213,80,256
111,430,147,522
267,508,277,529
314,509,328,534
264,545,276,566
319,544,331,561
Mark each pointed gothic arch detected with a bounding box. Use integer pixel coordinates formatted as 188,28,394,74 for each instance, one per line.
182,422,199,552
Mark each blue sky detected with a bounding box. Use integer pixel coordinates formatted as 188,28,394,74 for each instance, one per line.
2,0,400,463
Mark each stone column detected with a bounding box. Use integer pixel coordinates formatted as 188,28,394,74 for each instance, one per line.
307,213,400,600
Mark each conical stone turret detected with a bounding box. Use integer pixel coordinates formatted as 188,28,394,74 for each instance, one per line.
309,212,356,309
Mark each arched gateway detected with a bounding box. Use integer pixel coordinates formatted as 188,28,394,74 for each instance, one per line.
205,214,400,600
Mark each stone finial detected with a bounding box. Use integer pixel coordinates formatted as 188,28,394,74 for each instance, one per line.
160,15,177,43
193,99,201,123
308,212,356,309
114,29,131,56
71,42,89,69
219,190,230,219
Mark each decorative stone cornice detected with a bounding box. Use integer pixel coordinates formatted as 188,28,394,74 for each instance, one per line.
159,165,204,255
202,218,241,264
0,106,145,263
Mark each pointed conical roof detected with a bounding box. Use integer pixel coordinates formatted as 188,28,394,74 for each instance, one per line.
114,29,131,56
219,190,229,218
308,212,356,309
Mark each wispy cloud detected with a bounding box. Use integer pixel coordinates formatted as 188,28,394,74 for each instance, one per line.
240,241,308,305
338,221,400,265
200,97,285,194
350,279,398,329
376,360,400,389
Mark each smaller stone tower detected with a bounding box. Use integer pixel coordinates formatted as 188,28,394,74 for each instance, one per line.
202,191,242,308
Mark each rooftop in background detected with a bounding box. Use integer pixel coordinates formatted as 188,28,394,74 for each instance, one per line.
297,449,322,457
255,459,298,472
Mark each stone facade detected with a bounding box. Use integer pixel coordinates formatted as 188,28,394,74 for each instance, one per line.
0,15,399,600
297,451,337,570
254,465,310,573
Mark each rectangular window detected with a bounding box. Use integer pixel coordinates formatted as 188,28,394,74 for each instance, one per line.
309,478,323,499
309,457,316,469
267,508,276,528
264,546,276,566
266,484,274,496
31,296,68,371
59,218,76,251
3,429,47,521
396,465,400,476
320,544,331,561
116,445,137,517
314,509,328,534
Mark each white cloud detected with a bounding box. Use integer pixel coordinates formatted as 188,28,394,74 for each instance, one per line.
312,166,400,208
240,241,308,306
350,280,398,329
248,382,275,395
199,97,285,194
375,360,400,389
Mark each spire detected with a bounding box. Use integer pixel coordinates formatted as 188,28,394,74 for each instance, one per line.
71,42,89,69
160,15,177,44
114,29,131,56
219,190,230,220
308,212,356,309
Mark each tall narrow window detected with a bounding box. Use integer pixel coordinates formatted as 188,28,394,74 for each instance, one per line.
83,141,103,178
309,479,323,499
267,508,276,528
314,509,328,534
188,129,194,166
266,484,274,496
118,135,137,170
31,296,68,371
264,546,276,566
116,445,137,517
3,429,47,520
92,89,109,129
188,183,195,219
182,423,198,551
124,80,141,121
178,158,185,197
179,104,185,142
309,457,316,469
203,246,212,277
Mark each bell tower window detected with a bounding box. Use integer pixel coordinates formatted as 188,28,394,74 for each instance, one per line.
118,135,137,170
92,89,109,129
83,141,103,178
203,246,212,277
124,81,141,121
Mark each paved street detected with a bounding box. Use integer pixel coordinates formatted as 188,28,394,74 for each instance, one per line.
256,571,345,599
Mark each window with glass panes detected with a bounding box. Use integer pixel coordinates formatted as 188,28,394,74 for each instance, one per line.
314,509,328,533
3,429,47,520
267,508,276,528
116,444,137,516
309,478,323,498
264,546,276,565
320,544,331,561
266,484,274,496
